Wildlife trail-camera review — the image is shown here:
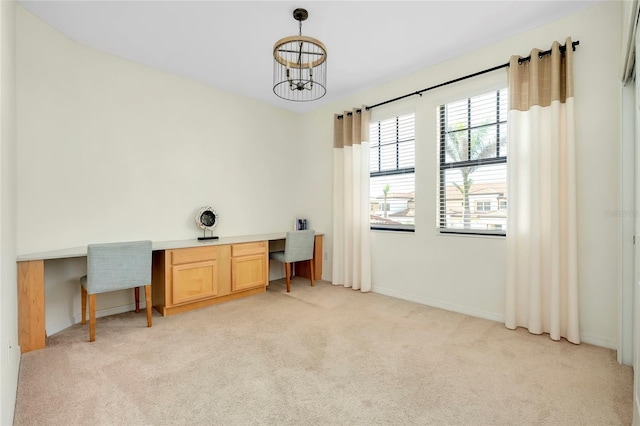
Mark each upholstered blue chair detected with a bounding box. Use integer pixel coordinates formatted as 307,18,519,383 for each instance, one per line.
80,240,153,342
270,230,315,292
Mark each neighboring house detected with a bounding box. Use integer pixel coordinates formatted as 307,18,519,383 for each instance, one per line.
369,214,403,226
370,192,414,225
369,182,507,231
444,182,507,231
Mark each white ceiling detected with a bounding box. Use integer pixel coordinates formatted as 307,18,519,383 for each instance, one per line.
18,0,602,113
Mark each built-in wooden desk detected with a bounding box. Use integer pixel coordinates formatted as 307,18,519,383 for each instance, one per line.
17,232,323,353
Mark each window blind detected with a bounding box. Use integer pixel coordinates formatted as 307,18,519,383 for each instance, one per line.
370,113,415,231
438,89,508,235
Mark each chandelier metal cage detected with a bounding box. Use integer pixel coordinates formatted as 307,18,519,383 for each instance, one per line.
273,8,327,102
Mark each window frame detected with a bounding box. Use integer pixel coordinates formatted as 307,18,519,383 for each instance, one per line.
476,201,491,212
437,89,508,237
369,111,416,233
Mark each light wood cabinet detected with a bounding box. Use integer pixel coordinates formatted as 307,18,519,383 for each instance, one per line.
170,246,219,305
172,260,218,305
17,233,322,353
152,242,267,316
231,242,268,292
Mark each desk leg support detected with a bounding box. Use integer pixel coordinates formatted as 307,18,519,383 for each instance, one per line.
18,260,46,353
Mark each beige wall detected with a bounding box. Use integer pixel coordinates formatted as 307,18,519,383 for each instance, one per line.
304,1,622,348
1,0,19,424
17,7,306,254
15,7,325,335
12,0,623,362
3,1,627,421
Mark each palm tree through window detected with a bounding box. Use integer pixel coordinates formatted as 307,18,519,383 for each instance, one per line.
438,89,508,235
369,113,415,231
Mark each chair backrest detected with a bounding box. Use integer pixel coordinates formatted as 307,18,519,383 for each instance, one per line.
86,240,152,294
283,230,315,263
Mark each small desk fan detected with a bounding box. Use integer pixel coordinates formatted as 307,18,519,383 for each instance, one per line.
195,206,219,240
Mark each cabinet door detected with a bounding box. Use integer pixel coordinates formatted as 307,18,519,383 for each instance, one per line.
231,254,267,292
172,260,218,305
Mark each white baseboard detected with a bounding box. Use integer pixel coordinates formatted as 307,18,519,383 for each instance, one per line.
371,286,504,323
579,332,616,350
372,286,618,350
10,342,20,372
6,343,20,425
47,302,146,336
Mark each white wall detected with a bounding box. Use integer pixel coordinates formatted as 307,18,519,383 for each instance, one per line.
620,82,635,366
305,1,622,348
0,0,19,424
15,7,322,335
16,8,306,253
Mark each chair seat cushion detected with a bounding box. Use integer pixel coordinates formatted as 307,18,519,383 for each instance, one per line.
270,251,286,263
80,275,87,288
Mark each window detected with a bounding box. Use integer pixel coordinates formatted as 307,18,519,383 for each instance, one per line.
438,89,508,235
369,112,415,231
476,201,491,212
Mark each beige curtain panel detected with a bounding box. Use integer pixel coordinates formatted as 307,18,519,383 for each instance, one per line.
333,108,369,148
505,37,579,344
508,41,574,111
332,107,372,292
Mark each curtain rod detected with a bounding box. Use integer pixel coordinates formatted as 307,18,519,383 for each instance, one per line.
337,40,579,120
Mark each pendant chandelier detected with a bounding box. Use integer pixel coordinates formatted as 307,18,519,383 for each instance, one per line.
273,8,327,102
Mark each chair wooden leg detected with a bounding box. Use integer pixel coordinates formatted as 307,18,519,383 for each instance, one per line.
145,285,152,327
89,294,96,342
285,263,291,292
309,259,315,287
135,287,140,313
81,285,87,325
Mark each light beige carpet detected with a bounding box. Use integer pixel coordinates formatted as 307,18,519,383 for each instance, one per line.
14,279,633,425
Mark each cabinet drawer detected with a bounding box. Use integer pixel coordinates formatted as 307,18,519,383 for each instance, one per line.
231,241,266,257
171,246,218,265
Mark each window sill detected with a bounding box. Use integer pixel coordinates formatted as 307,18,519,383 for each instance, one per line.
437,229,505,239
370,226,415,233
